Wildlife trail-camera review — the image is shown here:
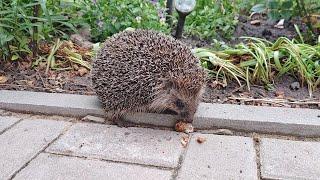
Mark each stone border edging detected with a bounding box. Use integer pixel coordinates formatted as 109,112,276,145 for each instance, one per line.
0,90,319,137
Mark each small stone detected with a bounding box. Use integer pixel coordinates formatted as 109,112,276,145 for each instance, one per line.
81,115,105,123
290,82,300,90
250,20,261,25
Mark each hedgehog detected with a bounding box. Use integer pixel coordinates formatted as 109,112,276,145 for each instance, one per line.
91,29,206,125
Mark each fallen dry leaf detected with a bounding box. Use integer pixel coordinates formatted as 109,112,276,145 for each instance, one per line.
0,76,8,84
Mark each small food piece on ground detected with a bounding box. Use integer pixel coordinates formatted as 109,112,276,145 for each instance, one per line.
180,136,189,148
175,121,194,133
196,136,206,144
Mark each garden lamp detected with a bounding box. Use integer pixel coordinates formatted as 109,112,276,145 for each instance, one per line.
174,0,196,39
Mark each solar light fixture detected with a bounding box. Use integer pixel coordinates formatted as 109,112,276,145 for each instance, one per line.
174,0,196,39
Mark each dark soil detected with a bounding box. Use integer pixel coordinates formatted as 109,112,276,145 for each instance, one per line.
232,15,308,44
203,76,320,109
0,16,319,109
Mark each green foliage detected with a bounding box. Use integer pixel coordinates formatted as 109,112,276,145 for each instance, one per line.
251,0,320,21
184,0,239,40
75,0,170,42
194,36,320,96
0,0,76,61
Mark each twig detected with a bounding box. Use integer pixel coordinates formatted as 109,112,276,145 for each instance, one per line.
36,71,46,88
228,96,320,105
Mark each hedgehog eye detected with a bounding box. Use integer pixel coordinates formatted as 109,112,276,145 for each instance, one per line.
175,99,185,109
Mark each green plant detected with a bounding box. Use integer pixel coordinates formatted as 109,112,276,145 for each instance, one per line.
194,48,247,87
195,36,320,96
75,0,170,42
184,0,239,40
0,0,77,61
253,0,296,20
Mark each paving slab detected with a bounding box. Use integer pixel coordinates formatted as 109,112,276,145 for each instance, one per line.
0,116,20,133
194,103,320,136
0,90,104,117
260,138,320,180
47,123,185,168
177,134,258,180
0,119,70,180
14,153,172,180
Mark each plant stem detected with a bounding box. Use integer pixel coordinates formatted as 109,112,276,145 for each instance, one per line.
6,42,12,61
32,3,40,58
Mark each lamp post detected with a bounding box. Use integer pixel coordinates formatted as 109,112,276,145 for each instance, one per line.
174,0,196,39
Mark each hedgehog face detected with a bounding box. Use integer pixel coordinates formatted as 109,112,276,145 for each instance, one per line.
152,78,204,123
163,88,202,123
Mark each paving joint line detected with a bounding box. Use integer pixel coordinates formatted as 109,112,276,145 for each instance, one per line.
253,133,262,180
8,122,74,180
171,134,192,180
197,127,320,141
44,151,173,171
0,118,24,136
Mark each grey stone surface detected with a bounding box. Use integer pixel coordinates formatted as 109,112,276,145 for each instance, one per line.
177,134,258,180
0,90,178,127
14,153,172,180
2,90,320,134
124,112,177,127
0,119,70,179
0,90,104,117
47,123,185,168
260,138,320,180
0,116,20,133
194,103,320,136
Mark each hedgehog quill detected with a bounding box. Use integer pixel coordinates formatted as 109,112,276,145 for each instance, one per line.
92,29,206,126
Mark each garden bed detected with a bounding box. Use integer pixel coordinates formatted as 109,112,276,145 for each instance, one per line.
0,0,319,110
1,56,318,110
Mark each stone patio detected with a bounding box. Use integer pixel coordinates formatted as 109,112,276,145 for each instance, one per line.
1,113,320,180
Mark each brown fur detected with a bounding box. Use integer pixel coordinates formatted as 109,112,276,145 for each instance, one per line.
91,29,206,124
